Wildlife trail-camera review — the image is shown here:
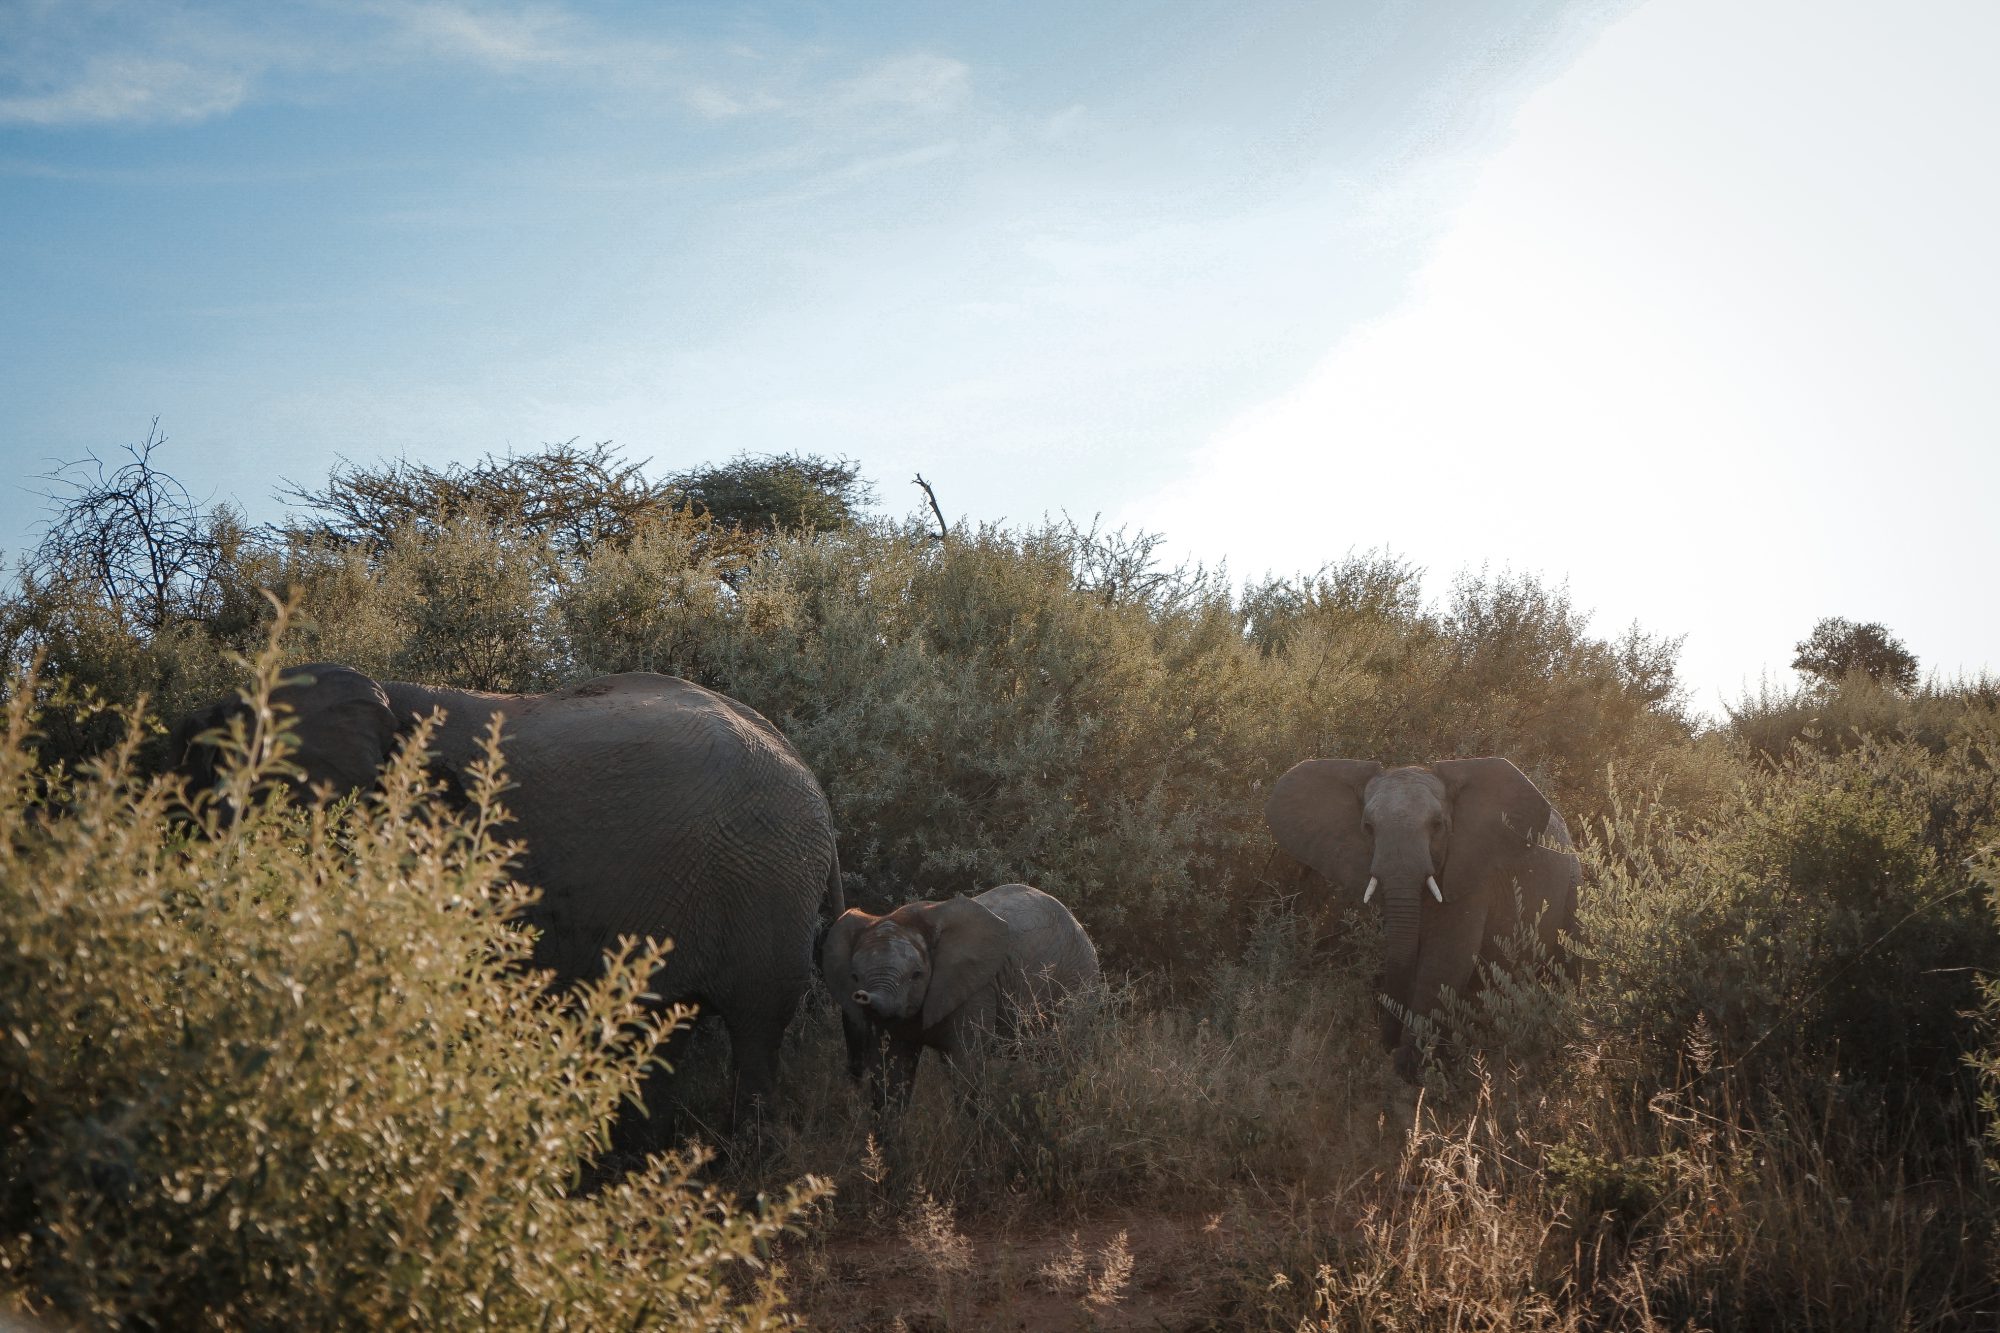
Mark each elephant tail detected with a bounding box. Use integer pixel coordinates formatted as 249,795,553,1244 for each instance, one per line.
813,840,846,964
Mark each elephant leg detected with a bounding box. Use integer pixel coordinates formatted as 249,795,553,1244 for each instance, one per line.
608,1018,699,1159
724,992,800,1132
875,1036,923,1114
939,1042,987,1115
1542,875,1581,980
1393,902,1488,1085
841,1008,874,1082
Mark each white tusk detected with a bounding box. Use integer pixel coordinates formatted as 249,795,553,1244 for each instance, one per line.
1363,876,1377,904
1427,876,1443,903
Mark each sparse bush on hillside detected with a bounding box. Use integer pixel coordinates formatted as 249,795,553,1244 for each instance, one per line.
0,624,825,1329
556,508,735,680
378,517,564,692
692,520,1295,964
279,440,865,564
1727,671,2000,761
672,451,872,535
279,439,682,560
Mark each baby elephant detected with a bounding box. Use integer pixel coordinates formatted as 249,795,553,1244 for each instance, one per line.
819,883,1100,1108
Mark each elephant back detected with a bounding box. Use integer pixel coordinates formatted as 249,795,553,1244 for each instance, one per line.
973,883,1101,1017
452,673,839,996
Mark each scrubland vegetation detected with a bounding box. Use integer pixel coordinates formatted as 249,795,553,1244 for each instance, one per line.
3,437,1996,1328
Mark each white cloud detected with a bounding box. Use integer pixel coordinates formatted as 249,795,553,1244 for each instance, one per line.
1129,0,2000,703
681,83,784,119
0,53,249,126
381,2,578,70
0,3,965,131
838,53,969,112
752,139,962,206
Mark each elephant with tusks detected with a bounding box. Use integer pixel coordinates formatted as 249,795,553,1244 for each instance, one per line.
1265,756,1580,1084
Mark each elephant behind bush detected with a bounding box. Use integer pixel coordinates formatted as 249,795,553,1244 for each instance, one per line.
1266,755,1580,1083
173,662,843,1130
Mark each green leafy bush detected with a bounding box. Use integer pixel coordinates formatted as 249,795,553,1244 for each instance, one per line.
0,638,824,1329
1584,737,1998,1088
1728,672,2000,762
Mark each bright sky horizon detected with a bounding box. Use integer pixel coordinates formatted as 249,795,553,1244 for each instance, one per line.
4,1,1994,714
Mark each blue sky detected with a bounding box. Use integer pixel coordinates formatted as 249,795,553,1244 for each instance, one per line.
3,0,1993,708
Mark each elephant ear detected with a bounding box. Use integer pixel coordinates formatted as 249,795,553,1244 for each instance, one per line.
1264,759,1383,893
913,894,1011,1031
1432,757,1555,893
272,663,398,800
820,904,876,984
818,909,875,1000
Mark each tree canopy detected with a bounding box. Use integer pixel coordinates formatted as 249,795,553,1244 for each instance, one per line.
279,441,870,560
1792,616,1920,692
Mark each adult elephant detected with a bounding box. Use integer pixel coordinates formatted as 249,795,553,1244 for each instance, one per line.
172,663,842,1131
1264,757,1579,1084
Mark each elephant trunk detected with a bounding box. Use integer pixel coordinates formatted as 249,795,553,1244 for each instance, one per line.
853,971,914,1021
1381,888,1422,983
1376,870,1427,1053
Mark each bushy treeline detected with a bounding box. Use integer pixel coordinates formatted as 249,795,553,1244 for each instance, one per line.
5,437,1999,1326
4,442,1689,969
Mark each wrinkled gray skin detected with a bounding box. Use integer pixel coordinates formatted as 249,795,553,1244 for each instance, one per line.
172,662,842,1135
818,883,1100,1109
1265,757,1579,1084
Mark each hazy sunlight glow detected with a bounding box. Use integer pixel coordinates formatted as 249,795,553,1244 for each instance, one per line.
1132,0,2000,707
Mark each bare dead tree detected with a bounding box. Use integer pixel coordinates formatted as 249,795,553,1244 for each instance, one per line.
31,421,226,635
912,473,949,542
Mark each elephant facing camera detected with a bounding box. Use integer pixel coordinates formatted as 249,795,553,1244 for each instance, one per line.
818,883,1101,1111
1265,755,1581,1085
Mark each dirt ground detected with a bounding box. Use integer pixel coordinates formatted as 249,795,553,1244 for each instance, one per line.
785,1205,1303,1332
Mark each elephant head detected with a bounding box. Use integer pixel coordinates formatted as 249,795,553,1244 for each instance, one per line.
169,663,398,811
1265,756,1573,1079
820,895,1012,1033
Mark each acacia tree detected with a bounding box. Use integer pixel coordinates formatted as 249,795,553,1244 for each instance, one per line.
277,440,681,561
672,452,871,532
1792,617,1920,692
280,442,869,562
